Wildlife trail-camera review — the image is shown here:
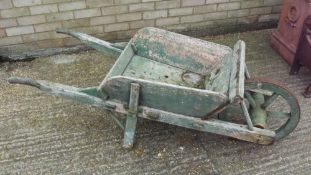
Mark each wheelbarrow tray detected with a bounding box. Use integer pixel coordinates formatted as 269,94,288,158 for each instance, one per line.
8,27,300,148
99,27,242,118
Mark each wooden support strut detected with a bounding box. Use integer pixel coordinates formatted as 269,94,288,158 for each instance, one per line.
123,83,140,149
142,107,274,145
241,101,254,131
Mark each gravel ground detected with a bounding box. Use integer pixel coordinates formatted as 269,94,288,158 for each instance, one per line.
0,29,310,174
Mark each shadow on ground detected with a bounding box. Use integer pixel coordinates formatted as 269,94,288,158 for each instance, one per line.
0,29,310,174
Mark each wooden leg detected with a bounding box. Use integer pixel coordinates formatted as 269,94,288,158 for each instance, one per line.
289,60,302,75
289,50,302,75
303,84,311,98
123,83,140,149
290,22,307,75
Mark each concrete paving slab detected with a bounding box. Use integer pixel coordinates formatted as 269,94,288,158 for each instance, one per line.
0,29,310,174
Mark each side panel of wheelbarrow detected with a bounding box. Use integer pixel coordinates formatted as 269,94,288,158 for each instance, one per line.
102,76,228,118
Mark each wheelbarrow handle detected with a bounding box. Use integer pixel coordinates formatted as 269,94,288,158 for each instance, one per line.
56,28,123,58
55,28,73,36
8,76,125,130
7,77,106,107
8,77,41,89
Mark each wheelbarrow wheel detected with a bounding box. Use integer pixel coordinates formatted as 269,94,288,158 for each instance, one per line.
244,78,300,141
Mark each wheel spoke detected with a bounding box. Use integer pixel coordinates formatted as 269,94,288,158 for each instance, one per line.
246,88,274,96
267,111,290,119
262,93,279,109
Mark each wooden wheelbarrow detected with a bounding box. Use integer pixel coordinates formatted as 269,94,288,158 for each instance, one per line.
8,27,300,148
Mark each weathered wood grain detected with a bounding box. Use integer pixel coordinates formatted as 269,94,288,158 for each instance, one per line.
123,83,140,149
56,28,122,58
123,55,204,88
141,107,274,145
0,45,90,61
102,76,228,118
234,40,246,102
204,53,232,94
98,40,134,89
132,27,232,75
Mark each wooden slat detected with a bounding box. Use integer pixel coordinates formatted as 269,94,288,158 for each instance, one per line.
99,40,134,89
123,55,204,88
228,51,238,102
229,40,246,103
235,40,246,100
101,76,228,118
204,53,232,94
141,107,275,145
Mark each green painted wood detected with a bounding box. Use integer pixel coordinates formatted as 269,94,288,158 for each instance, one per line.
235,40,246,101
79,86,107,99
7,77,110,108
56,28,122,58
204,53,232,94
245,79,300,140
101,76,228,118
241,100,254,130
141,107,275,145
111,42,128,50
228,40,246,103
7,77,128,129
228,53,238,102
123,55,204,88
132,27,232,75
99,40,134,89
123,83,140,149
262,93,278,109
267,111,290,119
244,91,256,108
246,88,274,96
10,28,300,145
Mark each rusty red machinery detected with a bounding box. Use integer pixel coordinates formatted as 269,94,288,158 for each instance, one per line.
271,0,311,97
